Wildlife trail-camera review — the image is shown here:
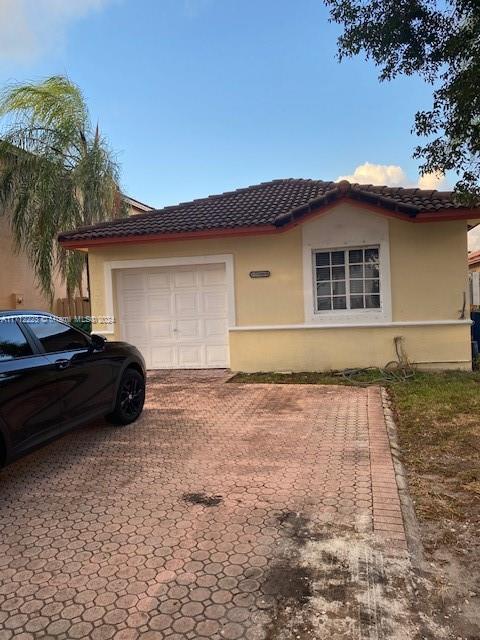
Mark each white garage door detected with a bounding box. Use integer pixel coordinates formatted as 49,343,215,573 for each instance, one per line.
116,264,229,369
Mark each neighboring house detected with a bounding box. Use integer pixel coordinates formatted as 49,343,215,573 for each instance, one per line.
122,195,153,215
469,250,480,272
58,179,480,372
0,195,152,312
469,251,480,307
0,214,68,311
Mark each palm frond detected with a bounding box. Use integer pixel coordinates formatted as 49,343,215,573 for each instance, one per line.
0,75,124,304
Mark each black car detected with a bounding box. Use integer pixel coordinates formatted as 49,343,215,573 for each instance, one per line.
0,311,146,466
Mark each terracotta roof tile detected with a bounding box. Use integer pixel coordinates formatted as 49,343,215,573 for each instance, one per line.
469,250,480,266
58,178,473,243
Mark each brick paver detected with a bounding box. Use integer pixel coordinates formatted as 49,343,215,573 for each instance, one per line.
0,372,406,638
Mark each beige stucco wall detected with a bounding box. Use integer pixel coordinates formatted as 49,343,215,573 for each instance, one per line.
229,325,472,371
389,219,468,320
0,215,67,311
87,202,471,371
88,225,305,330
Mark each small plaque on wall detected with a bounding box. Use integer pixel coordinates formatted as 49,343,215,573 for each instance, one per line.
249,270,271,278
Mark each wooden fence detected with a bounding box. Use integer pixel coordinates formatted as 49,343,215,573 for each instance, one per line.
55,297,91,318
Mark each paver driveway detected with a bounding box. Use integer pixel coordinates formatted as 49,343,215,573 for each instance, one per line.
0,371,406,639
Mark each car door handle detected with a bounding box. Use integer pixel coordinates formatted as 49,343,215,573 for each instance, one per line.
55,359,71,370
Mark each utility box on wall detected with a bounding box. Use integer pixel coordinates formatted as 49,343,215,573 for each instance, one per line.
10,293,25,309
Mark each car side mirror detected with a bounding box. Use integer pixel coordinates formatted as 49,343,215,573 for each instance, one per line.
90,333,107,351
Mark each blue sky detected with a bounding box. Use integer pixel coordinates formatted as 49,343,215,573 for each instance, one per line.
0,0,440,209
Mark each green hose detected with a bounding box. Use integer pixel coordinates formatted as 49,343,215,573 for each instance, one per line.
335,337,416,385
336,364,415,386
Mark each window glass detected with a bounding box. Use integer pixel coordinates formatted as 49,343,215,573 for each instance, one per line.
332,266,345,280
365,280,380,294
333,297,347,310
331,251,345,265
350,295,364,309
0,321,33,360
317,282,331,296
317,297,332,311
349,249,363,263
365,264,379,279
349,264,363,279
316,267,330,281
365,248,379,263
350,279,364,294
25,318,90,353
332,281,346,296
315,252,330,267
366,295,381,309
314,247,381,312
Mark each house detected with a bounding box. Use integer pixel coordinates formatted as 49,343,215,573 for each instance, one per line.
0,195,152,312
469,251,480,308
469,250,480,272
58,178,480,372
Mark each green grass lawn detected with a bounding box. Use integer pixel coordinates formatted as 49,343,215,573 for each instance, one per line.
231,370,480,523
388,371,480,522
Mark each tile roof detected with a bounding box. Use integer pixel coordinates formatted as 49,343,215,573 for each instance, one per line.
469,250,480,266
58,178,476,244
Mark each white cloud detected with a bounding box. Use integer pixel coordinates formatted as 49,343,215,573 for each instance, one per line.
336,161,447,190
0,0,111,63
418,171,447,190
337,162,409,188
337,163,480,250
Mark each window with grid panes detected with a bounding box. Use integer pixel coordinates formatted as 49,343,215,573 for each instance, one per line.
314,247,381,312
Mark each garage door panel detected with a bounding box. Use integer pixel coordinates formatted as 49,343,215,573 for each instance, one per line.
173,269,197,288
146,272,170,290
203,291,227,314
149,293,172,315
151,346,176,368
149,320,172,340
174,291,199,315
117,263,229,369
123,321,148,342
201,267,226,286
122,293,148,316
121,272,144,290
204,318,228,339
206,345,228,366
176,319,202,339
177,344,203,367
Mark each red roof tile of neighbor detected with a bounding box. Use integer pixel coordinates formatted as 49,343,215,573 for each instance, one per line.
469,250,480,266
58,178,480,246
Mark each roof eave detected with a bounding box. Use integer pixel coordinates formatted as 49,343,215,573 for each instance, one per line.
58,224,279,249
58,201,480,250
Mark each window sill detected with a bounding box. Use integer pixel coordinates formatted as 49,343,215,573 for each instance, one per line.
307,310,388,325
229,319,472,331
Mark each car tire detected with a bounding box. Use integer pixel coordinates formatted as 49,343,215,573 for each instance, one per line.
107,369,145,425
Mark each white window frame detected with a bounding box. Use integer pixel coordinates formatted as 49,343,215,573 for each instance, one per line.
303,239,392,326
312,245,381,315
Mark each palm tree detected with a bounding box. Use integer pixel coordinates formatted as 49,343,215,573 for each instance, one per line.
0,75,125,306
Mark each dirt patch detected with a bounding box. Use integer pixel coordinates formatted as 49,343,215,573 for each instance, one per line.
264,511,464,639
262,560,316,640
263,562,313,604
182,491,223,507
277,511,329,546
